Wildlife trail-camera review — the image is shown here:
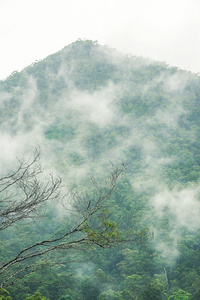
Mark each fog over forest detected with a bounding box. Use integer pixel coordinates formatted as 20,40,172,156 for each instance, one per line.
1,40,200,299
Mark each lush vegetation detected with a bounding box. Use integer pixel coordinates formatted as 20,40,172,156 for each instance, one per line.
1,40,200,299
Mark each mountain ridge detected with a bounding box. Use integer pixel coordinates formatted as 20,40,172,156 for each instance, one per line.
1,39,200,299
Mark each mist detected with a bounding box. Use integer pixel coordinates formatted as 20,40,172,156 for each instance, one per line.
0,41,200,278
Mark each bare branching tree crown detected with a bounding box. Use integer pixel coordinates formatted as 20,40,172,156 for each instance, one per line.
0,150,135,288
0,148,61,231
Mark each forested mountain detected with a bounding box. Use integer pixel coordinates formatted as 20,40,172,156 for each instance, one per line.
1,39,200,299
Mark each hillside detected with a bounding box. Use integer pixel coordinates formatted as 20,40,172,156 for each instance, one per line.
1,40,200,299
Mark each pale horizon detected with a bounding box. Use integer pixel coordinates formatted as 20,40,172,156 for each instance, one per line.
1,0,200,80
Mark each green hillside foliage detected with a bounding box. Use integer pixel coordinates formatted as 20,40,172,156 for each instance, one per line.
1,39,200,299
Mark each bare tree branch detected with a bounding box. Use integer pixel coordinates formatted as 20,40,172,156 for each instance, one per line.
0,148,62,231
0,156,129,288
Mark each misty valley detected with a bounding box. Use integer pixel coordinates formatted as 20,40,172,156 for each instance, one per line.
1,40,200,299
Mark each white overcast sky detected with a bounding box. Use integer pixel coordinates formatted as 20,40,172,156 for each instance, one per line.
0,0,200,79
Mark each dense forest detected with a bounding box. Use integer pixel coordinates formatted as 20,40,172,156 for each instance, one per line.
1,39,200,299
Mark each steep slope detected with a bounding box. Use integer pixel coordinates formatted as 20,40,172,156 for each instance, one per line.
1,40,200,299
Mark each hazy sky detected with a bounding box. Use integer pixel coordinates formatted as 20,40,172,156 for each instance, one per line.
0,0,200,79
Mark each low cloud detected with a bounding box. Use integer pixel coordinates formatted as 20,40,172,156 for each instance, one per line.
152,185,200,231
65,82,118,128
150,184,200,261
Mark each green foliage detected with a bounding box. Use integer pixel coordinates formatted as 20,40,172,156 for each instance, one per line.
143,278,167,300
83,210,125,247
26,291,49,300
0,288,12,300
120,289,135,299
58,296,72,300
123,274,143,298
79,276,99,300
168,289,192,300
192,288,200,300
97,289,123,300
1,39,200,299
